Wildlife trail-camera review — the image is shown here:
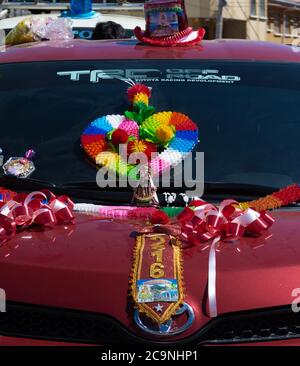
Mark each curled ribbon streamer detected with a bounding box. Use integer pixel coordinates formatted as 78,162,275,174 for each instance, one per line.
208,236,220,318
178,199,274,318
0,190,74,244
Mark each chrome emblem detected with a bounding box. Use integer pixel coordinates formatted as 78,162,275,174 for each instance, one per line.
134,302,194,336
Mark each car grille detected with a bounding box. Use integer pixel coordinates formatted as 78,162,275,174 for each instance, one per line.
0,302,299,345
0,302,139,345
201,306,300,344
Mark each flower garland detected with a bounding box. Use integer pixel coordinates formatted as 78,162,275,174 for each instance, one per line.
81,84,199,178
237,184,300,212
74,184,300,224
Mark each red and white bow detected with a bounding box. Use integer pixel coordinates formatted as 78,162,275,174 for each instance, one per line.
0,190,74,244
177,199,274,317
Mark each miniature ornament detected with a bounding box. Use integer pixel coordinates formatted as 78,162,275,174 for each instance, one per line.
168,192,177,205
3,149,36,178
163,192,170,206
131,166,159,207
134,0,205,47
179,192,189,206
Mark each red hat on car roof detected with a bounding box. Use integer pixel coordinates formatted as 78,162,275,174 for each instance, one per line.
134,0,205,47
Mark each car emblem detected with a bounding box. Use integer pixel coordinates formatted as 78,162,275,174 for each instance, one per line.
134,302,194,336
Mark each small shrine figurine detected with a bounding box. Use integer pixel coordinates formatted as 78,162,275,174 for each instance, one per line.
132,166,159,207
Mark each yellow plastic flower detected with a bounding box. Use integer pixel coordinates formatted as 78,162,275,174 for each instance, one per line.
233,202,250,211
133,92,149,106
131,140,147,153
154,112,173,125
155,125,175,145
96,151,118,169
96,151,129,176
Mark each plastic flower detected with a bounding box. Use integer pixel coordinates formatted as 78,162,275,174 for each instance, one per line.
127,84,151,103
133,92,149,106
233,202,250,211
155,125,175,145
272,184,300,205
81,134,107,159
118,119,139,139
150,210,170,225
96,151,119,169
158,149,183,165
248,195,282,212
111,128,129,145
128,140,157,160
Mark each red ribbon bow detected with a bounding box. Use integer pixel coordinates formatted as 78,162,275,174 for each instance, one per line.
178,199,274,244
0,190,74,244
177,199,274,317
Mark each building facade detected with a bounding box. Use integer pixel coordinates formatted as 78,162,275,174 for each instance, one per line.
186,0,267,40
267,0,300,45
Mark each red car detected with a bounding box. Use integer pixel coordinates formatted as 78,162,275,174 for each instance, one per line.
0,38,300,346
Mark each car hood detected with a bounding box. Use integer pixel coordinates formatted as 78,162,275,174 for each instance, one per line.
0,209,299,341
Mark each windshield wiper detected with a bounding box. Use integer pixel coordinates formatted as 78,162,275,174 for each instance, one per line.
0,175,56,191
60,180,280,204
0,176,286,206
55,180,300,208
63,180,277,194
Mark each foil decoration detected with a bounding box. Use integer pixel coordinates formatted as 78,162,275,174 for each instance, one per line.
3,149,36,178
0,190,74,245
30,17,74,41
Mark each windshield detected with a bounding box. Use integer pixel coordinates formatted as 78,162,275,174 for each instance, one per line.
0,59,299,191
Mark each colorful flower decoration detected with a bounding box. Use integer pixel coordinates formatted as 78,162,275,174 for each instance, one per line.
127,140,157,160
240,184,300,212
81,84,198,177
